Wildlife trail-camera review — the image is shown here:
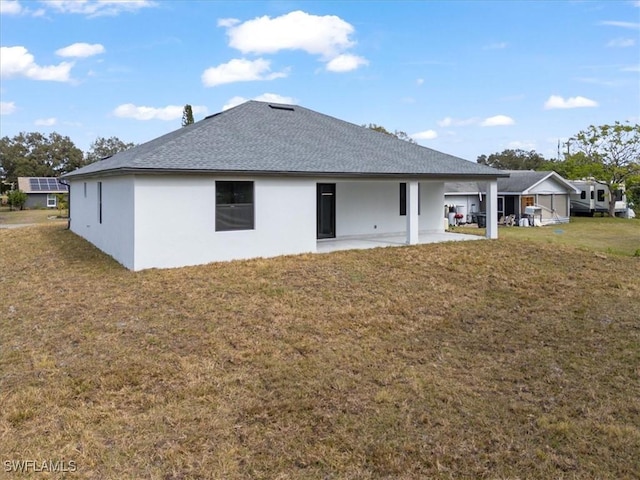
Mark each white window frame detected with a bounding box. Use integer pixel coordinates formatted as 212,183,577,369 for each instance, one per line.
47,194,57,208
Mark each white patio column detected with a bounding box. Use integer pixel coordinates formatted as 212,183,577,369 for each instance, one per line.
486,179,498,239
406,180,419,244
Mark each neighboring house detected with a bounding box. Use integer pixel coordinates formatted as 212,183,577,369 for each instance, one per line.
17,177,69,209
61,101,505,270
445,171,580,225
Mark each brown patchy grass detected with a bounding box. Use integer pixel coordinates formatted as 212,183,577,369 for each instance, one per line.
1,224,639,479
0,207,68,226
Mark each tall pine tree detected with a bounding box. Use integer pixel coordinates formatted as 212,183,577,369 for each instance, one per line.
182,104,195,127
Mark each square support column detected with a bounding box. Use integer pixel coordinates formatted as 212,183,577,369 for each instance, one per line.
486,179,498,239
406,180,419,244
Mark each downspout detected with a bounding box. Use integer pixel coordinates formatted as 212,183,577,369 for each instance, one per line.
59,179,70,230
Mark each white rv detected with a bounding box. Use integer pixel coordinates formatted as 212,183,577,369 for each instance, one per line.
569,180,628,216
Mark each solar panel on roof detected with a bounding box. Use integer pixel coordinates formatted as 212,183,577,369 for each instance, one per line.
25,177,68,192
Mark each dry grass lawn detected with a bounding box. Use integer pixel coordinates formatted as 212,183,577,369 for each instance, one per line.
1,223,639,479
0,207,68,226
496,216,640,257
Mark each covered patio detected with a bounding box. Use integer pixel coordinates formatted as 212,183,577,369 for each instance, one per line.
316,230,483,254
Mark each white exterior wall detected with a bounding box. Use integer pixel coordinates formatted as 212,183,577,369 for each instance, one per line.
335,181,445,237
69,176,135,269
444,194,482,222
420,182,446,233
529,178,568,194
133,176,316,270
336,182,404,236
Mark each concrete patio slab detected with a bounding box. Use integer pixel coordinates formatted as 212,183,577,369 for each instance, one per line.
316,231,484,254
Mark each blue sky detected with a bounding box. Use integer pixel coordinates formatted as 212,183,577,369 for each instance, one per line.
1,0,639,162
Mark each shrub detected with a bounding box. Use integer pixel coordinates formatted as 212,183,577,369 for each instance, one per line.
7,190,27,211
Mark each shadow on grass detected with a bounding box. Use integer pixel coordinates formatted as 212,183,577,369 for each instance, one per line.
35,223,127,273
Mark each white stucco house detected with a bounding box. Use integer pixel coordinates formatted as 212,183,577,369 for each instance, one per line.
445,170,580,225
62,101,505,270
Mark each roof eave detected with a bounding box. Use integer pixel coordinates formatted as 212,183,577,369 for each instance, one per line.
62,167,508,180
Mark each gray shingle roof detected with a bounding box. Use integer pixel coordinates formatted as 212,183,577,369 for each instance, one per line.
445,171,578,194
497,170,553,193
63,101,504,179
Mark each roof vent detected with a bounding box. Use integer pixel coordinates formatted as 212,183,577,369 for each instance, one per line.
268,104,294,111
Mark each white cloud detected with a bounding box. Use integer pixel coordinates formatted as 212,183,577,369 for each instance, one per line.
576,77,623,87
221,10,356,58
325,54,368,72
600,20,640,29
544,95,598,109
607,38,636,47
412,129,438,140
0,46,73,82
480,115,515,127
621,64,640,72
222,93,297,111
217,17,239,27
201,58,287,87
0,101,17,115
416,78,424,85
56,42,105,58
218,10,368,71
437,116,479,127
483,42,508,50
44,0,157,17
113,103,208,121
35,117,57,126
0,0,22,14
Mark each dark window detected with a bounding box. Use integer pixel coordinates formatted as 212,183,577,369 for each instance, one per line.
590,190,594,200
400,183,421,216
216,181,254,231
580,191,586,200
97,181,102,224
597,189,605,202
613,189,623,201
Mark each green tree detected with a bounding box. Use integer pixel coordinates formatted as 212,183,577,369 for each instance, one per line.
364,123,417,144
545,151,604,180
569,122,640,217
85,136,135,164
182,104,195,127
625,174,640,212
0,132,84,183
477,149,548,170
7,189,27,211
56,192,69,217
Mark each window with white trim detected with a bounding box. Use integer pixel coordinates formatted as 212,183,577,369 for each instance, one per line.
47,194,57,208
